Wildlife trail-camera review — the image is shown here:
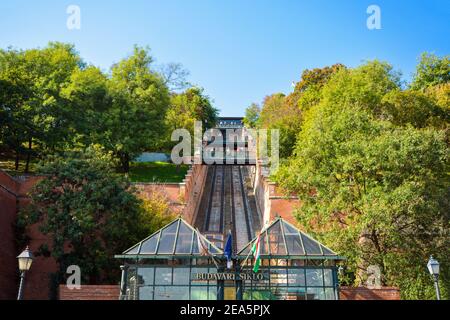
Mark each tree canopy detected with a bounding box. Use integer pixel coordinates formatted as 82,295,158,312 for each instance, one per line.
411,53,450,90
243,103,261,128
273,59,449,299
17,147,174,297
1,43,217,172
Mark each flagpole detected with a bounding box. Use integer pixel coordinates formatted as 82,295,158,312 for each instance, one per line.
239,247,253,268
196,228,220,269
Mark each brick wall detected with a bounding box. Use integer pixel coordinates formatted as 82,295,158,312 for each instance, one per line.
133,164,207,224
134,183,185,215
340,287,401,300
59,285,120,300
0,171,20,299
58,285,400,300
252,161,301,227
181,164,207,224
0,171,52,300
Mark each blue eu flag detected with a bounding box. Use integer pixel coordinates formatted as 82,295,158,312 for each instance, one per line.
224,231,233,269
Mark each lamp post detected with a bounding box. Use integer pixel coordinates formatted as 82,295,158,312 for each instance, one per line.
17,246,33,300
427,255,440,300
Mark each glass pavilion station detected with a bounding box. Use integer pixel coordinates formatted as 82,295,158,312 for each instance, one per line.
115,217,344,300
115,118,344,300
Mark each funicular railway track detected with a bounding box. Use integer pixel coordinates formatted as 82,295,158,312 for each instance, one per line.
196,165,257,252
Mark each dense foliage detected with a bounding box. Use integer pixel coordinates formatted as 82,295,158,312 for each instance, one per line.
164,87,218,151
0,43,217,172
243,103,261,128
17,147,174,296
251,64,345,159
273,58,449,299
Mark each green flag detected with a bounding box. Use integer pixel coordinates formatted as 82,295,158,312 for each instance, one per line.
251,234,261,273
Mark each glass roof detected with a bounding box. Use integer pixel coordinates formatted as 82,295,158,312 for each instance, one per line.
121,218,223,257
237,217,340,258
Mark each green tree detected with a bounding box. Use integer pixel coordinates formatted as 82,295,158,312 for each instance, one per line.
243,103,260,128
258,93,302,158
0,49,32,170
164,86,218,150
382,89,448,129
104,46,170,172
17,147,171,297
61,66,111,148
0,43,83,172
274,61,449,299
410,53,450,90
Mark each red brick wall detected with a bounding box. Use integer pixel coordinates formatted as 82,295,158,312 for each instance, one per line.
252,162,301,227
134,165,208,225
340,287,400,300
182,164,207,224
58,285,400,300
135,183,185,215
0,171,20,300
0,171,55,300
59,285,120,300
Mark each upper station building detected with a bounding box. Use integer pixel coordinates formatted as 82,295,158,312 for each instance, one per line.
115,117,344,300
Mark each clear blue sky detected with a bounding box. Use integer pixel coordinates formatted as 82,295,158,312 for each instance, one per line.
1,0,449,116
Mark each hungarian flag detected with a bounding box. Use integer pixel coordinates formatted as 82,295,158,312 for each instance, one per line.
251,234,261,273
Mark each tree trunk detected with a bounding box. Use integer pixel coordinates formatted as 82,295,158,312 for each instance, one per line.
121,153,130,173
15,149,20,171
25,138,32,173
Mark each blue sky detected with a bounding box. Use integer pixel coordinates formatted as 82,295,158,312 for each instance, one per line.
1,0,449,116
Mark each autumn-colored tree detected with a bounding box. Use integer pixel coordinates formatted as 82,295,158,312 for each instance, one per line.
274,61,449,299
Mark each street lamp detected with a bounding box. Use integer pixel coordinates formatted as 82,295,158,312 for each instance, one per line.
427,255,440,300
17,246,33,300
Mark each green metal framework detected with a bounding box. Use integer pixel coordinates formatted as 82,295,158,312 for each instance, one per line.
114,218,223,260
116,217,344,300
238,217,345,260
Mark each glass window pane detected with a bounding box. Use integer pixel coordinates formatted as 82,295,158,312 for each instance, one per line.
283,287,306,300
306,269,324,287
173,267,190,285
268,221,286,255
140,234,159,254
324,287,336,300
138,286,154,300
124,244,140,254
191,287,208,300
270,268,287,286
209,244,220,254
157,222,178,254
288,269,305,286
306,287,325,300
137,268,154,286
251,290,274,300
321,245,335,256
208,267,217,285
282,223,305,256
323,269,333,286
154,286,189,300
155,267,172,285
239,243,251,256
175,223,193,254
259,232,269,255
208,287,218,300
192,234,200,254
191,267,209,286
301,234,322,255
285,234,304,255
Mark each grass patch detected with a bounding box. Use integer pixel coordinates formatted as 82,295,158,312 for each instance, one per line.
0,159,37,176
129,162,189,183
